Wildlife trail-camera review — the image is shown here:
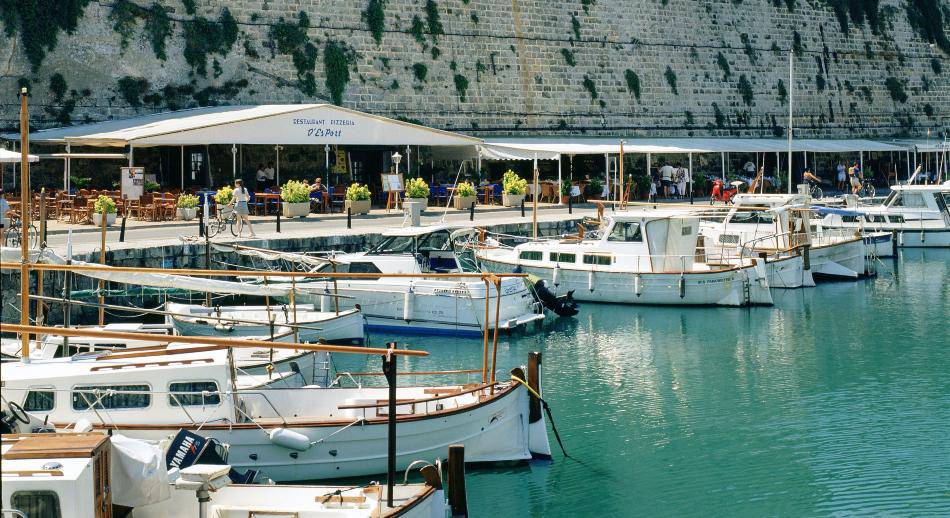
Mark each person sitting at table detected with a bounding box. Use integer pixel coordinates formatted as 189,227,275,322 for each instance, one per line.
309,177,327,212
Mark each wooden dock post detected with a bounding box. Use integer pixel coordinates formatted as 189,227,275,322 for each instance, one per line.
527,351,542,424
447,444,468,517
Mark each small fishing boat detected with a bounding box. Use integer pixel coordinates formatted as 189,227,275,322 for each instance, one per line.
2,336,552,483
475,210,773,306
0,431,458,518
700,193,871,281
227,225,545,337
816,183,950,248
165,301,366,344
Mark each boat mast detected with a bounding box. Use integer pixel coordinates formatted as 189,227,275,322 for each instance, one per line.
787,50,793,194
532,153,539,239
19,87,31,361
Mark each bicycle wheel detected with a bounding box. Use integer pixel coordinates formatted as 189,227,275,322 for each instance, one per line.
205,218,219,238
863,184,875,198
229,215,238,237
812,186,823,200
27,223,38,249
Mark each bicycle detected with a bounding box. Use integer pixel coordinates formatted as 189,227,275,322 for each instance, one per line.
806,181,824,200
206,206,237,238
3,214,39,249
851,180,875,199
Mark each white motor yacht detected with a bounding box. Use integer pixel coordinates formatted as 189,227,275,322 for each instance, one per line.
817,183,950,248
475,210,773,306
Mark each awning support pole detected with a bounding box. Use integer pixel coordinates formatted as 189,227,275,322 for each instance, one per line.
180,146,185,189
688,152,693,204
557,155,562,205
65,142,71,191
721,152,726,181
231,144,237,179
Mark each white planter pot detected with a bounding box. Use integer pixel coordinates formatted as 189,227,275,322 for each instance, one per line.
454,195,477,210
345,199,371,214
282,201,310,218
177,207,197,220
502,193,525,207
92,212,117,227
407,198,428,210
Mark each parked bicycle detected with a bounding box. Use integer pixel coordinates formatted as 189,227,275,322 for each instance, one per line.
806,180,824,200
206,205,237,238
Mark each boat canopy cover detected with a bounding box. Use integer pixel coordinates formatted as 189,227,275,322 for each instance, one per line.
809,205,864,216
109,434,171,508
211,243,338,268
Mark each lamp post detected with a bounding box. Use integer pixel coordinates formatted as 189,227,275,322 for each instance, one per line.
392,151,402,176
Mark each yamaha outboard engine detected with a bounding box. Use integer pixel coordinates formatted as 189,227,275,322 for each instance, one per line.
166,429,259,484
533,279,580,317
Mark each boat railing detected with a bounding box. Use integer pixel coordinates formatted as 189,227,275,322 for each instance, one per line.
737,231,809,260
331,368,484,389
335,381,504,418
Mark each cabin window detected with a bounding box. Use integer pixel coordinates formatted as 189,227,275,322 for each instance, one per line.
607,222,642,242
370,235,415,254
549,252,576,263
583,254,613,265
417,230,451,252
888,215,904,224
72,384,150,410
731,210,775,225
681,225,693,236
23,390,55,412
519,251,543,261
892,193,926,208
169,381,221,407
868,215,887,223
939,194,950,212
719,234,740,244
842,216,862,223
11,490,62,518
347,262,382,274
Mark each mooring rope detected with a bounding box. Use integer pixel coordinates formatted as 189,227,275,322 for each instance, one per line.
510,375,571,460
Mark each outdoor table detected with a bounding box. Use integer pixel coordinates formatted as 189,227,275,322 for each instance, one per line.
255,192,280,215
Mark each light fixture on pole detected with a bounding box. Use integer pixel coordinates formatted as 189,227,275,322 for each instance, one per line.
392,151,402,175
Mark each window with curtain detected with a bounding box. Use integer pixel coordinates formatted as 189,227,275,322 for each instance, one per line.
168,381,221,407
72,384,150,410
11,490,62,518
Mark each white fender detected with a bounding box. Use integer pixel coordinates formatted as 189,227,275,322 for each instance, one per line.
403,285,414,321
552,264,560,286
269,428,311,451
588,270,594,292
634,274,642,297
320,288,330,313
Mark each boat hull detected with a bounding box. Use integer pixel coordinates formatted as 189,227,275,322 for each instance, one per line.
168,305,366,344
480,258,772,306
809,238,868,279
762,254,814,288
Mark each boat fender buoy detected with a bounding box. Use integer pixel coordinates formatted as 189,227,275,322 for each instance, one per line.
269,428,312,452
320,287,331,313
552,265,560,286
678,275,686,299
587,271,594,293
634,274,642,297
403,285,414,322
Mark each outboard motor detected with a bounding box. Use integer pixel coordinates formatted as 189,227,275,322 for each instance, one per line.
166,429,259,484
533,279,579,317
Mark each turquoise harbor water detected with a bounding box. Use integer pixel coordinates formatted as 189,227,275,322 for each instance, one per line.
334,249,950,516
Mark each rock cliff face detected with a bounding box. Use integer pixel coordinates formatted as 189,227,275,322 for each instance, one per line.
1,0,947,137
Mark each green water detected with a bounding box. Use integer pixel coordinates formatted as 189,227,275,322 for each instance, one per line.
335,249,950,516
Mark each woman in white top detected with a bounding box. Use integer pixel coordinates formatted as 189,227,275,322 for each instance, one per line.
230,179,256,238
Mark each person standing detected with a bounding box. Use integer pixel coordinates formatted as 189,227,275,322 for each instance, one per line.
836,162,846,192
660,163,674,198
264,162,276,188
848,162,862,195
0,190,8,245
230,179,257,238
676,166,689,199
256,164,267,190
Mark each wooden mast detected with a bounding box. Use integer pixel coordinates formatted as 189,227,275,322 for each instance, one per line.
19,87,31,360
532,153,539,239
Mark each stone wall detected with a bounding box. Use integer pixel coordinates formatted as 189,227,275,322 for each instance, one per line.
0,0,947,138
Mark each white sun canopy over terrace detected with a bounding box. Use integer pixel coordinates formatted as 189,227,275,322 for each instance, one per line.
0,148,38,163
9,104,481,148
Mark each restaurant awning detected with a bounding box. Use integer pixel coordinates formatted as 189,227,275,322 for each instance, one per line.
3,104,482,148
879,139,950,153
0,148,38,163
480,137,908,156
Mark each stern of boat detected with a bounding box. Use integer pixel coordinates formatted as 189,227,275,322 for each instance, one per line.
514,351,552,461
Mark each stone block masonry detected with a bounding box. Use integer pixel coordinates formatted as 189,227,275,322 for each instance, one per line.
0,0,947,138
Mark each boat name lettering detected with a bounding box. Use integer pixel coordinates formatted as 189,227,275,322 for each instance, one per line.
696,278,725,285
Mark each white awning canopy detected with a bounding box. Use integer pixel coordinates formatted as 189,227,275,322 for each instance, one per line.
480,137,908,158
0,148,38,163
5,104,482,148
881,139,950,153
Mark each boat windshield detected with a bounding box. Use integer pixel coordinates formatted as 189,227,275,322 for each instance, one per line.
890,192,928,208
370,235,416,254
607,222,643,242
730,209,775,225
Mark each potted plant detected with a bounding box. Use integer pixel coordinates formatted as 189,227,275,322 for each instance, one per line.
502,170,527,207
585,177,604,200
453,181,477,210
405,177,430,209
634,174,652,200
691,171,708,196
280,180,311,218
176,193,199,220
560,180,572,203
214,186,234,217
92,195,117,226
144,181,161,193
344,182,372,214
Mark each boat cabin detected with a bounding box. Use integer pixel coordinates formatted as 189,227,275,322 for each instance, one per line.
510,210,702,273
821,183,950,227
701,194,811,252
325,224,472,275
1,350,237,430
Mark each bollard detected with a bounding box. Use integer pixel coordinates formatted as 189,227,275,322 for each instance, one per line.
469,201,475,221
447,445,468,517
568,196,573,214
347,207,352,229
197,206,204,237
276,200,281,233
119,212,127,243
520,198,525,217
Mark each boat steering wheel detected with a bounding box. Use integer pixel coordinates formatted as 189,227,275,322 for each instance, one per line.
4,401,32,425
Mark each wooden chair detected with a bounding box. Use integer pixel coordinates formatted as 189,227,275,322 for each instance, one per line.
65,196,89,224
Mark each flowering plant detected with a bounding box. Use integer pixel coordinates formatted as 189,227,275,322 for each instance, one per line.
93,195,117,214
502,170,527,195
405,177,430,199
345,183,371,201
